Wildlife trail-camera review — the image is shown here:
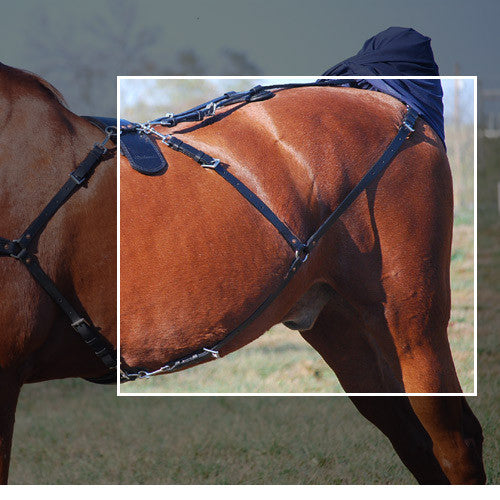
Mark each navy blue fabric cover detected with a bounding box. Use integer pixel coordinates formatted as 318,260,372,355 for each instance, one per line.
321,27,445,145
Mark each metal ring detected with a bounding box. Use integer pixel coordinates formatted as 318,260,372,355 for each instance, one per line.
294,245,309,263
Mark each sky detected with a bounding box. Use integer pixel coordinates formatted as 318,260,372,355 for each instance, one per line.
121,77,475,127
0,0,497,114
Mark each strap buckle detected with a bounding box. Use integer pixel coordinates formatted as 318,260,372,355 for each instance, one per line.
70,172,86,185
402,119,415,133
203,102,217,117
9,240,28,260
160,113,175,127
201,159,220,169
203,347,220,358
71,317,90,331
402,107,417,134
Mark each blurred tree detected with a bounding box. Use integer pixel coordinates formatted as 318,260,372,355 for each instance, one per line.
121,79,259,122
22,0,259,114
442,79,474,213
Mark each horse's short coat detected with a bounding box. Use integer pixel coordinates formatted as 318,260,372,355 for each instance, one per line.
0,66,485,484
120,85,485,484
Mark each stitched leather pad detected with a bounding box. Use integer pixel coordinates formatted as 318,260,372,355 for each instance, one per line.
120,119,167,176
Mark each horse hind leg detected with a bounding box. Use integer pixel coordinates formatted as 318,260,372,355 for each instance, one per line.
408,396,486,484
357,267,486,482
300,299,449,484
380,256,485,482
0,370,21,484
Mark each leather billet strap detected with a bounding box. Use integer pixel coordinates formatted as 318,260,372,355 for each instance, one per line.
165,136,304,253
121,106,418,381
148,85,275,128
0,128,118,375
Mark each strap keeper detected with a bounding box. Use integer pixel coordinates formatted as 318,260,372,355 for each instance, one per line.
70,172,86,185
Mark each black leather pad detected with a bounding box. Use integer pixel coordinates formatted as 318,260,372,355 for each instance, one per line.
120,119,168,176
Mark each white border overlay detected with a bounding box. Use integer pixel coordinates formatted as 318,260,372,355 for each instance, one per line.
117,76,477,397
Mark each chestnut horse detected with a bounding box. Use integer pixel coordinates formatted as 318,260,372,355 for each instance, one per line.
0,64,116,483
120,85,485,484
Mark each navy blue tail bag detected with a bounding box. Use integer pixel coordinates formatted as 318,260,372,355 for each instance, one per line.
321,26,445,146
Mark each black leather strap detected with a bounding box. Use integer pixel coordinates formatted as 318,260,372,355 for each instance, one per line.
1,122,119,379
164,136,304,253
19,254,116,370
306,107,419,247
15,144,107,250
148,82,354,129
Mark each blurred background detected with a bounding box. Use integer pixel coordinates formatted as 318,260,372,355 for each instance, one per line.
120,77,475,394
1,0,497,485
0,0,497,122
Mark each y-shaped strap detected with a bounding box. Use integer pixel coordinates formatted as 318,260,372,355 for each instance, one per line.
0,132,118,372
120,106,419,381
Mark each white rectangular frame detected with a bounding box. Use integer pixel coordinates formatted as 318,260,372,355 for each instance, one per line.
117,75,477,397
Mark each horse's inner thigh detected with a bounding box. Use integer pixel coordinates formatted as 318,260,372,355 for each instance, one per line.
282,283,335,331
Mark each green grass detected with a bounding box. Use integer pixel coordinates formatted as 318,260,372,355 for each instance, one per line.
12,381,417,485
474,137,500,485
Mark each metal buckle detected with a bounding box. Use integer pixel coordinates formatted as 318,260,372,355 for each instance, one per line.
294,244,309,263
201,159,220,170
70,172,86,185
71,317,89,329
204,102,217,117
203,347,220,358
159,133,173,144
402,107,416,134
9,240,27,260
402,119,415,133
160,113,174,127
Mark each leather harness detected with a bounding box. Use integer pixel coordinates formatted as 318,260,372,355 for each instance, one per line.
0,118,119,385
0,82,418,385
118,83,419,382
